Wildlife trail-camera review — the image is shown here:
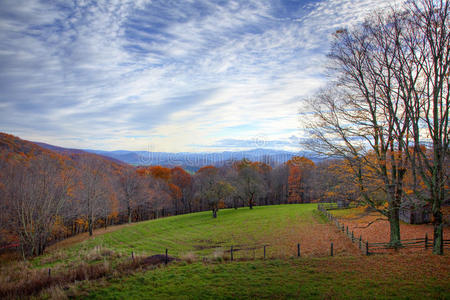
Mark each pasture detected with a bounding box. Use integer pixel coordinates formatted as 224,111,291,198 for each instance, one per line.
2,204,449,299
36,204,359,268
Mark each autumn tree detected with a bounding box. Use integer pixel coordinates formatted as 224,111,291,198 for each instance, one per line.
170,167,193,213
0,154,73,257
193,166,227,217
234,160,267,209
315,159,360,203
286,156,315,203
205,180,235,218
193,166,218,212
118,167,147,223
77,155,113,236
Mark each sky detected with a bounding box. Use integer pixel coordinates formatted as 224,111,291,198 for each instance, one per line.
0,0,392,152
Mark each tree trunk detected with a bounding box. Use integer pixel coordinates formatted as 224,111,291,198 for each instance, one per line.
88,218,93,236
432,201,443,255
388,209,401,248
128,205,132,224
212,208,217,218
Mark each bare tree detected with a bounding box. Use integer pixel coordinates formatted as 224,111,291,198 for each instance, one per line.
119,167,147,224
271,164,289,204
1,154,72,257
305,1,449,251
77,155,112,236
305,8,415,246
397,0,450,254
234,160,267,209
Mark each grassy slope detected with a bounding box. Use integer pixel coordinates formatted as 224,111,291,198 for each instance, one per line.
35,203,362,271
76,254,450,300
32,204,449,299
40,204,325,265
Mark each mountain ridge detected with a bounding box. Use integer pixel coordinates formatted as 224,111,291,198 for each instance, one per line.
1,133,322,171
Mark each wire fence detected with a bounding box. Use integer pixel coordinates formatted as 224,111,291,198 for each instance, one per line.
155,241,341,264
318,204,449,254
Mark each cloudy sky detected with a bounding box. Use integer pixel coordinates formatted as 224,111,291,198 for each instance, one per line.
0,0,390,152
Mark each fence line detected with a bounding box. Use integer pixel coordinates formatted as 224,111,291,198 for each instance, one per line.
150,240,345,263
318,204,449,254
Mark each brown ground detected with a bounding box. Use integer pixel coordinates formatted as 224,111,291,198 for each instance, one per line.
330,207,449,253
242,212,364,259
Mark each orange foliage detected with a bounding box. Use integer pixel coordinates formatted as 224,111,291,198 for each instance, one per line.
148,166,171,181
168,183,182,200
197,165,217,174
286,156,315,203
170,167,192,188
233,160,272,173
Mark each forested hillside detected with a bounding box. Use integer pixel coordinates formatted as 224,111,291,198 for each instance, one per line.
0,133,347,258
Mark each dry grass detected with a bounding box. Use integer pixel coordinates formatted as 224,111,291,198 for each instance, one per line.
180,252,197,263
0,253,174,299
40,285,68,300
264,213,362,258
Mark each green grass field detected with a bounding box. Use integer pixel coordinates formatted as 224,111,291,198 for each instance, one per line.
82,203,320,256
11,204,449,299
36,203,346,268
71,254,449,300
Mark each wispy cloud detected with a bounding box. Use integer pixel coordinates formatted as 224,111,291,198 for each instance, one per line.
0,0,392,152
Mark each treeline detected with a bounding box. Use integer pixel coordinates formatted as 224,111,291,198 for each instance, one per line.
1,133,352,258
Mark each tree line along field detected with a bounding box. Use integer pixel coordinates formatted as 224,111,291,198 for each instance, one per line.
1,204,449,299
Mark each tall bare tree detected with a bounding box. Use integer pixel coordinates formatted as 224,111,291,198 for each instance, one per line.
305,8,417,246
305,0,449,251
77,155,112,236
119,167,147,224
396,0,449,254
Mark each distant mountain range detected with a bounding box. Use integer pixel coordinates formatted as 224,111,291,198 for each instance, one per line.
34,140,320,172
84,148,320,171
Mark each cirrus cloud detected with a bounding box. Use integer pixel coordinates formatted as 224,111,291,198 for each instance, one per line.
0,0,394,152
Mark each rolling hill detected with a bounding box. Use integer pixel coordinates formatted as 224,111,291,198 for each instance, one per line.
19,204,450,299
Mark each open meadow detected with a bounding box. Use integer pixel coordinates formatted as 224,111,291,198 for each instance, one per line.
35,204,359,268
1,204,449,299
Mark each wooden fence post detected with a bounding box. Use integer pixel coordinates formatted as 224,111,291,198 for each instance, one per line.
366,241,369,256
230,246,233,261
359,236,362,249
165,248,168,265
351,231,354,242
330,242,333,256
131,251,134,261
297,243,301,257
48,268,51,278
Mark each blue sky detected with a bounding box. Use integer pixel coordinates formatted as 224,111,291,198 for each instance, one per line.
0,0,390,152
